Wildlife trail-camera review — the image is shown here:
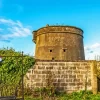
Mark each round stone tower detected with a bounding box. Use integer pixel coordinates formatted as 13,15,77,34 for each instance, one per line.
32,25,85,61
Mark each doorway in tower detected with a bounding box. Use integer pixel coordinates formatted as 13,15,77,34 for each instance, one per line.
52,57,55,60
63,48,67,61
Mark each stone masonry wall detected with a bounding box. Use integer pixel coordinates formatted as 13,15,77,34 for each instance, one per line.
33,26,85,61
24,61,97,94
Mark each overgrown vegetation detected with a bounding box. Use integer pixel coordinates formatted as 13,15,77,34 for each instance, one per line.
24,90,100,100
24,69,57,100
23,68,100,100
0,47,35,96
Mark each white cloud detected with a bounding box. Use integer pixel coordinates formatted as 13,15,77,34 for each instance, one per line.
0,18,32,42
84,43,100,50
91,43,100,49
84,43,100,60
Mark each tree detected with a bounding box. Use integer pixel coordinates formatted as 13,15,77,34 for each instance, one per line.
0,47,35,96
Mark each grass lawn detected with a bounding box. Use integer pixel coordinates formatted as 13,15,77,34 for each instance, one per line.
24,91,100,100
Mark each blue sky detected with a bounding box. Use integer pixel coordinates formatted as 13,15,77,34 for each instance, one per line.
0,0,100,60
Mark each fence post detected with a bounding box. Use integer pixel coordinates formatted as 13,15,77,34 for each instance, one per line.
91,61,97,94
22,51,24,100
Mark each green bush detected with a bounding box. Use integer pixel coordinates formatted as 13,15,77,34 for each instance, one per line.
25,90,100,100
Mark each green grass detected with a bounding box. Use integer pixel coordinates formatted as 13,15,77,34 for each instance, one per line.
24,91,100,100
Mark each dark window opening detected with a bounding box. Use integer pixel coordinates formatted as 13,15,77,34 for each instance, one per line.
52,57,54,60
63,49,66,52
50,50,52,52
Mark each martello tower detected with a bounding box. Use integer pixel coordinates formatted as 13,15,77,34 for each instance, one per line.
32,25,85,61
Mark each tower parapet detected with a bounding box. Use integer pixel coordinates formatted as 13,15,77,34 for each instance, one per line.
33,25,83,43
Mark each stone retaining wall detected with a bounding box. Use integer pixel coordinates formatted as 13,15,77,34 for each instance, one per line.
24,61,97,94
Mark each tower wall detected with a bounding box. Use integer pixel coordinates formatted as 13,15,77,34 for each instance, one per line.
33,26,85,61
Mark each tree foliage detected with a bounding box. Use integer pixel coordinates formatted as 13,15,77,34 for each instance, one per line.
0,47,35,95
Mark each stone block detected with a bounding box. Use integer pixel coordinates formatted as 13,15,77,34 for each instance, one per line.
61,83,68,86
77,75,83,78
34,79,41,82
49,63,58,65
55,74,61,78
57,66,62,70
77,66,84,69
57,70,61,74
32,75,37,79
36,83,43,86
58,79,65,83
61,75,68,78
77,83,83,85
66,71,72,74
69,75,76,78
37,75,46,79
53,83,60,86
85,66,90,69
34,70,42,74
81,71,86,74
42,71,48,74
66,79,72,82
56,87,64,91
46,66,53,69
53,79,58,82
73,79,80,82
74,70,80,74
62,66,68,70
38,66,45,69
69,83,75,86
70,66,76,70
59,63,65,66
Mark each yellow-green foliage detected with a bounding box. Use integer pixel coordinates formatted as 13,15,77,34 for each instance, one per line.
0,47,35,96
25,91,100,100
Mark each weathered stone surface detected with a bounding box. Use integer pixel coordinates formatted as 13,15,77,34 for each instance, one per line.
33,26,85,61
24,61,98,93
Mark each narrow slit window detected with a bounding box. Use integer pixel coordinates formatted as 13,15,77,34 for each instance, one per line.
63,49,66,52
50,50,52,52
